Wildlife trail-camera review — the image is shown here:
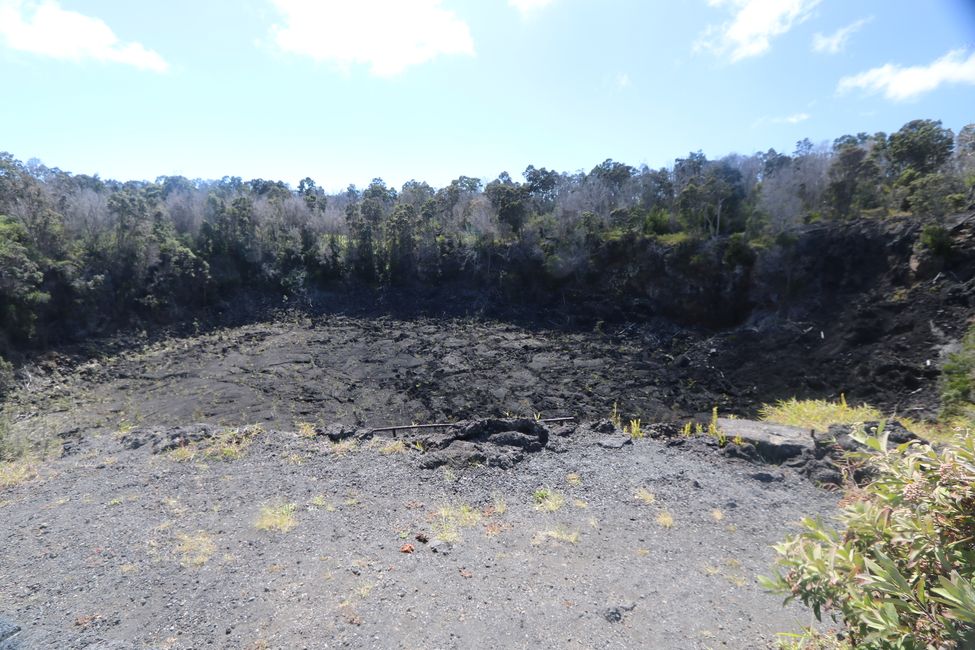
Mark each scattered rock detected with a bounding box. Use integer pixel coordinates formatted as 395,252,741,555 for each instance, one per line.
121,424,218,454
0,618,21,650
320,423,357,441
418,419,550,468
602,602,636,623
596,436,633,450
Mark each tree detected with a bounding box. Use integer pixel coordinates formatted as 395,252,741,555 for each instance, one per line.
888,119,954,176
485,175,527,235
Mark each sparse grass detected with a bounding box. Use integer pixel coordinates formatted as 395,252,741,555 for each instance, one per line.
175,531,216,567
255,503,297,532
532,527,580,545
432,503,482,542
627,418,643,439
489,494,507,515
295,421,316,437
329,439,358,457
286,453,305,465
708,406,726,446
610,401,622,429
710,509,725,522
0,458,37,489
657,231,693,246
532,488,565,512
703,564,721,576
565,472,582,487
167,425,262,463
379,440,407,455
208,426,259,461
656,510,674,528
634,487,656,505
573,499,588,509
759,395,882,431
308,494,328,508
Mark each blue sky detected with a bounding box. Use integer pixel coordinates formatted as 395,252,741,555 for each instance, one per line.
1,0,974,190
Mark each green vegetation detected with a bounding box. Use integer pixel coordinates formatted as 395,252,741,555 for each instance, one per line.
532,488,565,512
762,429,975,649
941,323,975,420
759,395,883,431
0,118,970,363
255,503,297,532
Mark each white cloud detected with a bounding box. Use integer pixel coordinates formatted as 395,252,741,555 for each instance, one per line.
508,0,556,16
269,0,474,77
696,0,821,63
774,112,810,124
616,72,631,88
0,0,168,72
812,16,871,54
838,48,975,101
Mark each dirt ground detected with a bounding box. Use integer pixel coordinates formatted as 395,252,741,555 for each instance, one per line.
0,418,837,649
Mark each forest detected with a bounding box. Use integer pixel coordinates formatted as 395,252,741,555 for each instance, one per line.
0,118,973,365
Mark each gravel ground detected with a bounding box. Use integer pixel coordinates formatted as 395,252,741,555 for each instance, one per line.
0,421,837,649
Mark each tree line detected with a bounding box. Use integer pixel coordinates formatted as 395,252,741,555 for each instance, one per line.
1,117,973,362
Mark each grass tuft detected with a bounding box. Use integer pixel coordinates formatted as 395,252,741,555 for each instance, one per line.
759,395,882,431
656,510,674,528
0,459,37,489
432,503,482,542
175,531,216,567
379,440,407,455
532,527,580,545
532,488,565,512
255,503,297,532
634,487,656,505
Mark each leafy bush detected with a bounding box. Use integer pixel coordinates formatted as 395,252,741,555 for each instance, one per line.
761,429,975,649
920,224,953,258
942,323,975,419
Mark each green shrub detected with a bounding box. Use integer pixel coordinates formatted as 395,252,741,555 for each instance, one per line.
723,233,756,268
0,355,13,398
942,324,975,418
761,429,975,649
920,224,953,257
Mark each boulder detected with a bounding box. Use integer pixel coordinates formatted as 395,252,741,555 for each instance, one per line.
716,418,813,461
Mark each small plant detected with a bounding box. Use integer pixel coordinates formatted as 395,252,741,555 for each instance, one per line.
330,439,358,457
308,494,328,508
295,421,317,438
627,418,643,439
175,531,216,567
610,401,623,430
532,488,565,512
711,509,725,522
656,510,674,528
708,407,726,447
634,487,656,505
565,473,582,487
761,430,975,649
490,494,507,515
379,440,407,455
255,503,297,533
432,504,482,542
681,421,693,437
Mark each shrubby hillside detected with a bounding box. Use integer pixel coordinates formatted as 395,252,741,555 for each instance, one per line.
1,118,972,360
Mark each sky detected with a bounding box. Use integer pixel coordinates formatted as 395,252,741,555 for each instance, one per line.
1,0,974,191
